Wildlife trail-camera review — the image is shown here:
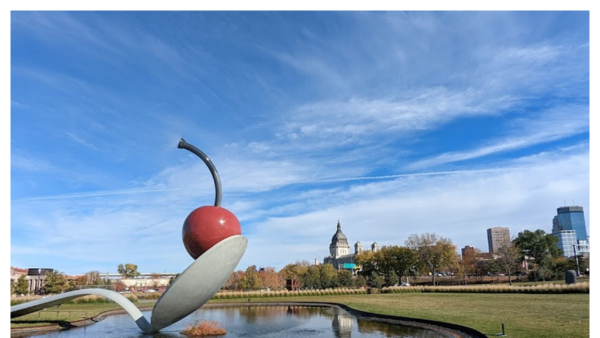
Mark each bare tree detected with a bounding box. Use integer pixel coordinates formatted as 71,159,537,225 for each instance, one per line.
496,242,521,285
258,267,282,290
85,271,101,285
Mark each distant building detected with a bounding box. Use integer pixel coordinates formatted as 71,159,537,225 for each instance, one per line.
487,227,511,254
10,267,54,295
551,206,590,257
323,220,379,271
461,245,476,258
460,246,494,261
552,206,588,241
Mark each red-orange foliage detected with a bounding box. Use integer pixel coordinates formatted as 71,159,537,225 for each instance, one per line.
181,320,227,336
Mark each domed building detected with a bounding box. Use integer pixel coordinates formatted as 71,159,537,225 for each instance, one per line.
323,220,379,271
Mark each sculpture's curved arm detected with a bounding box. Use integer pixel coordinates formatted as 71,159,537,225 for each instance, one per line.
10,288,153,333
10,236,247,334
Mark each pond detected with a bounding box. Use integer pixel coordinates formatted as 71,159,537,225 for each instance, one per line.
17,305,457,338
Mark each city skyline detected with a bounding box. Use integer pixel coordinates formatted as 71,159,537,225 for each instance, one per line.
9,11,590,275
10,207,583,275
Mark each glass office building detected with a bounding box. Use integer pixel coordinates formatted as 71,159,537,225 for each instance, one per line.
554,230,589,257
553,206,588,241
552,206,589,257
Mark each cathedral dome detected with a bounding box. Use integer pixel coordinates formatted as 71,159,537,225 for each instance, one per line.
330,220,349,248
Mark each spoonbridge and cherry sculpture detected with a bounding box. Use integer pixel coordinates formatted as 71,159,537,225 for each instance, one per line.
11,139,248,334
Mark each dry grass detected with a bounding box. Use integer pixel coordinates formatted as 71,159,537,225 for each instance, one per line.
215,282,589,300
214,287,367,299
382,281,589,294
181,320,227,336
11,295,44,305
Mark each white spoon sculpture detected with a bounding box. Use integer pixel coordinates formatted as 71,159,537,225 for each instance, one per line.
11,139,247,333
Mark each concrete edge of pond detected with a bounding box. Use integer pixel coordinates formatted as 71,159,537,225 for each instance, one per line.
10,302,486,338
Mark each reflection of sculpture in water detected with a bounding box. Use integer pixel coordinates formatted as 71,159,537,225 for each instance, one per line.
331,307,353,338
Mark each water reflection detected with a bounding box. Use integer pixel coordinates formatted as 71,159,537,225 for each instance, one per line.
330,307,353,338
16,305,450,338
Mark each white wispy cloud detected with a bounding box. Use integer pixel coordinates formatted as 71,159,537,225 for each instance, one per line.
10,12,590,276
236,148,589,270
408,105,589,169
11,141,589,274
11,155,55,173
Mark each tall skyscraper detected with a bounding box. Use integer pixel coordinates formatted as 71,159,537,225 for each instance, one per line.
487,227,510,253
551,206,589,257
552,206,588,241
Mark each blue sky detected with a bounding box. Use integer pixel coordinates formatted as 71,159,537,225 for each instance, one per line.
9,11,591,276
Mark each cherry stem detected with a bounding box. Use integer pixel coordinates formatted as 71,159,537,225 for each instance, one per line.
178,138,222,207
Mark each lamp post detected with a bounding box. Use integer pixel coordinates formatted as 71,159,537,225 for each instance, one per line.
573,245,581,276
37,268,41,295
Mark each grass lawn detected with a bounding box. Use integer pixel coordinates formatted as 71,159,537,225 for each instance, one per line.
10,302,153,329
342,293,588,338
211,292,589,338
11,293,589,338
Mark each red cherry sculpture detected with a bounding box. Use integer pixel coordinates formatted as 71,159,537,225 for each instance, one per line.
178,138,242,260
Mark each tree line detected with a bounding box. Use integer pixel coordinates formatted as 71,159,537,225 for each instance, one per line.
221,230,586,291
11,230,587,296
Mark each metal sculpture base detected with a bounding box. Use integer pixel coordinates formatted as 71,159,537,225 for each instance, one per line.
10,235,247,333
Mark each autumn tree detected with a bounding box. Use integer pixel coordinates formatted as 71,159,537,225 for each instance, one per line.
354,250,378,277
14,274,30,295
461,247,483,280
405,233,457,285
377,245,417,283
118,264,140,278
114,280,127,292
446,253,464,285
41,271,72,294
278,261,309,289
238,265,262,290
223,270,244,290
73,275,88,286
258,267,282,290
